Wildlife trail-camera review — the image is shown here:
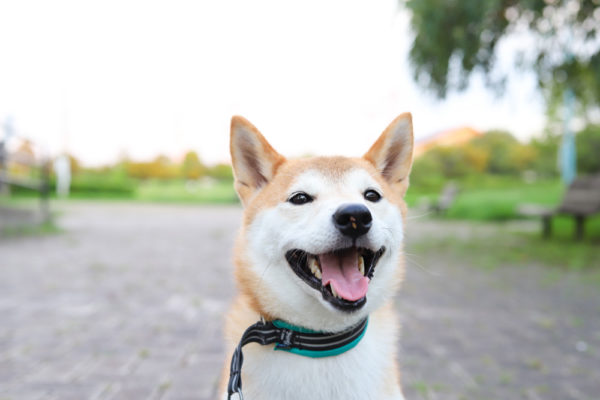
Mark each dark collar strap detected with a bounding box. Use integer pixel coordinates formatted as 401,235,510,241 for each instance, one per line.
227,317,369,399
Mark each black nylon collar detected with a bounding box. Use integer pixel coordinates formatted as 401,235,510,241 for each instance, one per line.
227,317,369,399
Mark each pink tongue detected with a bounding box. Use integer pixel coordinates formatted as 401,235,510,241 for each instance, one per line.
319,248,368,301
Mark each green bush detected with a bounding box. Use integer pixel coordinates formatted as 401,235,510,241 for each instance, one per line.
135,179,238,203
408,177,564,221
576,125,600,174
530,133,559,178
68,176,135,197
207,163,234,181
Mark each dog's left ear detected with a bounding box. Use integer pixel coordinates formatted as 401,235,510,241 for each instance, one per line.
363,113,414,196
230,116,286,206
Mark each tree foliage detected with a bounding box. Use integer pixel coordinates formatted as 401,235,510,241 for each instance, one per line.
120,152,233,181
126,155,180,180
470,130,538,174
404,0,600,110
410,129,556,190
206,163,234,181
181,151,206,179
576,124,600,173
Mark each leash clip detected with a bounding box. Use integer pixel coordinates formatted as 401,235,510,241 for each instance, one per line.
228,391,243,400
276,328,295,350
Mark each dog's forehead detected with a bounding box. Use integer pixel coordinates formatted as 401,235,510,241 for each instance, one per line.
275,156,384,195
279,156,378,184
289,167,378,194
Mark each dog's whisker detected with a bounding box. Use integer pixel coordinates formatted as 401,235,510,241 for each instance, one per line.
406,211,433,220
257,260,276,291
404,252,440,277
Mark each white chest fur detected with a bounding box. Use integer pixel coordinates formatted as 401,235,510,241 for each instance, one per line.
222,310,405,400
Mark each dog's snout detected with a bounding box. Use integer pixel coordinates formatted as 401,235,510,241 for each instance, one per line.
333,203,372,239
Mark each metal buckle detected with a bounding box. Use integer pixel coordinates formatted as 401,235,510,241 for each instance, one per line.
276,328,294,350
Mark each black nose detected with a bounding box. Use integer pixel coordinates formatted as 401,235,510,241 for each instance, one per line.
333,203,372,239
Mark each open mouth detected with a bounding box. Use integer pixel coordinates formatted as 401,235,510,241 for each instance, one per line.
285,246,385,312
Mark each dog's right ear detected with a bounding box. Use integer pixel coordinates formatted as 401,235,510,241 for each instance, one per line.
230,116,285,206
363,113,414,197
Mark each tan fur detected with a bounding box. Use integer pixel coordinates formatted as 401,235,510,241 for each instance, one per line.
230,116,286,207
220,114,414,398
364,113,414,198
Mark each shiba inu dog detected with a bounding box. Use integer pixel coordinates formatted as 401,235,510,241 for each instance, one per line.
220,113,414,400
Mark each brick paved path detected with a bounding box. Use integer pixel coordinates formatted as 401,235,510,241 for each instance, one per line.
1,203,598,400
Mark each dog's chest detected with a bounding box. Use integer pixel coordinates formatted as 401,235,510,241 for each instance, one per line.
232,322,404,400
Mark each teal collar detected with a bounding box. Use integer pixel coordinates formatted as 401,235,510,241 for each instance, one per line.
227,317,369,399
271,318,369,358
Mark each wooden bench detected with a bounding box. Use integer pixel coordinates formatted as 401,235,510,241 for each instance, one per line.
0,139,51,222
518,175,600,240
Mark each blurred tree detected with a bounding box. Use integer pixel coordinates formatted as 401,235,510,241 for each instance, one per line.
411,130,541,185
126,161,150,179
404,0,600,113
207,163,234,181
417,146,472,178
127,155,178,180
181,151,206,179
9,140,36,176
150,155,178,179
530,132,560,177
410,153,446,190
462,143,490,173
471,131,521,174
510,143,538,171
576,124,600,173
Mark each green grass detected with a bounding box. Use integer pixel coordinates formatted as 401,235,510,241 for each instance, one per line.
407,179,564,221
447,181,563,221
134,179,238,203
4,175,564,216
408,177,600,272
411,226,600,272
0,197,61,237
0,196,38,208
1,219,61,238
4,179,240,204
408,178,600,241
551,215,600,239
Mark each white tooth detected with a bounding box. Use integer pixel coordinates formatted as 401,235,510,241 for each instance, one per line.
309,257,322,279
331,285,339,299
358,256,365,275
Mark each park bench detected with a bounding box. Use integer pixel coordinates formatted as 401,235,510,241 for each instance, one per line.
0,136,51,223
518,174,600,240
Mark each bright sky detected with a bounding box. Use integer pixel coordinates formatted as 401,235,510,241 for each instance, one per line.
0,0,546,166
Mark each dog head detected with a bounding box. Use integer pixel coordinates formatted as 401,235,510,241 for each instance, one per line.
230,114,413,331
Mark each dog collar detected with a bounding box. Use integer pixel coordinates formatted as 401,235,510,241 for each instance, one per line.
227,317,369,399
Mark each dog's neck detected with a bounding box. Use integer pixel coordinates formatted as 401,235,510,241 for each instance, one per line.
227,316,370,398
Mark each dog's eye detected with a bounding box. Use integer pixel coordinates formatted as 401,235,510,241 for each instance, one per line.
363,189,382,202
288,192,313,205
